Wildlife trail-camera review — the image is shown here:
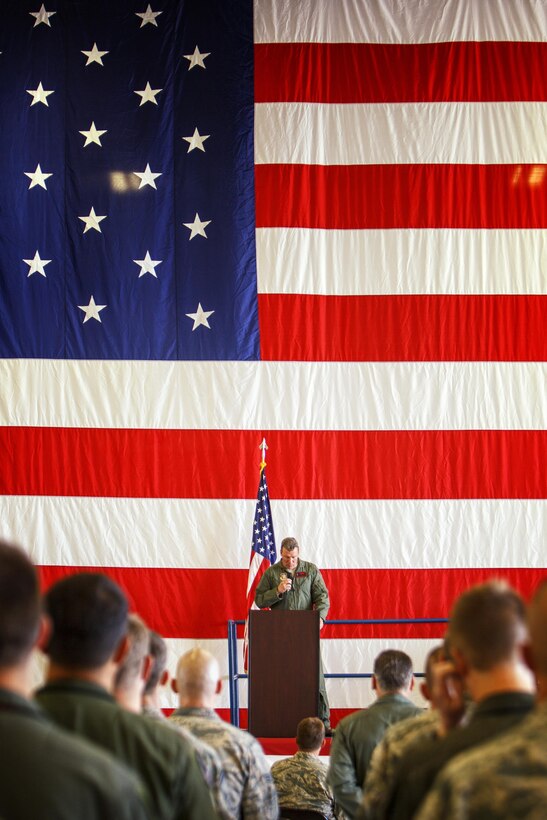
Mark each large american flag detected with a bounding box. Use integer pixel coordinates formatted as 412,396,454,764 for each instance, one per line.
0,0,545,723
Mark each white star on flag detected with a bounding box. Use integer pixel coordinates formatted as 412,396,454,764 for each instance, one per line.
30,4,55,27
183,46,210,70
134,82,162,106
185,303,214,330
27,82,54,107
182,128,210,153
23,250,51,277
79,122,107,147
183,213,211,240
133,164,162,189
133,251,162,278
25,164,52,190
81,43,109,66
136,5,163,26
78,207,107,234
78,296,107,324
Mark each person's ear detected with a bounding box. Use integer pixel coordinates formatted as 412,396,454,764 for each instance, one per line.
142,654,153,683
113,635,130,665
36,614,52,652
451,647,468,678
410,676,415,691
372,675,377,691
215,679,222,695
160,669,169,687
522,642,535,674
171,678,179,694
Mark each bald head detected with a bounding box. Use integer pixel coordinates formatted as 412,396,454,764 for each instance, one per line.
174,648,220,706
528,580,547,678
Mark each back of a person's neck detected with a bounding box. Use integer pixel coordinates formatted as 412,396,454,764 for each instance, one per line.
179,697,214,710
0,663,34,699
467,664,535,702
46,662,114,693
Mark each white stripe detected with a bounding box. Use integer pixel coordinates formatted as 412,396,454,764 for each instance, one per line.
257,228,547,296
162,638,440,710
1,360,544,430
255,102,547,165
4,497,544,570
254,0,547,44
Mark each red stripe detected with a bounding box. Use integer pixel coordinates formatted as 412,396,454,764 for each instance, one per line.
3,428,545,499
259,294,547,362
37,567,546,640
255,164,547,229
255,42,547,103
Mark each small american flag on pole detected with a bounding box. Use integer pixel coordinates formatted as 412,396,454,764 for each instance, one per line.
243,438,277,671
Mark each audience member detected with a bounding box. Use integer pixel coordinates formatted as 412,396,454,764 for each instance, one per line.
134,624,231,820
142,629,170,720
416,579,547,819
356,645,444,819
0,541,150,820
170,647,278,820
387,580,535,819
36,572,217,820
271,716,342,819
328,649,421,818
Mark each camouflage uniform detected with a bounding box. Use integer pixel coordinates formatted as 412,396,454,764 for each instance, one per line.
169,706,278,820
356,709,439,819
271,750,342,819
416,703,547,820
254,557,331,726
387,691,536,820
328,694,422,818
143,703,231,820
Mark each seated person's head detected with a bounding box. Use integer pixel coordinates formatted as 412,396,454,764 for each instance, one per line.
296,717,325,753
373,650,414,695
0,540,41,669
448,580,528,673
144,630,169,697
527,580,547,684
44,572,128,669
114,614,149,694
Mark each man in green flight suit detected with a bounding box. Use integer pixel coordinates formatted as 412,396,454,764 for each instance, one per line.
254,536,332,731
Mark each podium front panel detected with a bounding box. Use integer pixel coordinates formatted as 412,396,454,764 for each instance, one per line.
248,609,320,737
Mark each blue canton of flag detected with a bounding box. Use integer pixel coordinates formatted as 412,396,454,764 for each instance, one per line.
250,469,276,564
0,0,258,360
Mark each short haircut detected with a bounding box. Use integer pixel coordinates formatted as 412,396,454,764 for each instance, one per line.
114,614,149,691
45,572,128,668
175,648,219,700
143,630,168,696
373,650,413,691
281,537,299,553
527,579,547,676
448,580,527,671
296,717,325,751
424,645,445,690
0,540,41,666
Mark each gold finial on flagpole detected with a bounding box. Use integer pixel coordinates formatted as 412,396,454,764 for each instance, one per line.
259,437,268,469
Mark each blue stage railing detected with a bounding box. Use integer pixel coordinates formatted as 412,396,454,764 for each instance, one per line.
227,617,449,727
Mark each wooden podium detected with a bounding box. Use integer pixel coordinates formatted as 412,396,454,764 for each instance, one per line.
248,609,320,737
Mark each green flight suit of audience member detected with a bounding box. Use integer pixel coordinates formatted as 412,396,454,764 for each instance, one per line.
328,650,421,819
0,540,150,820
255,536,331,728
37,572,217,820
